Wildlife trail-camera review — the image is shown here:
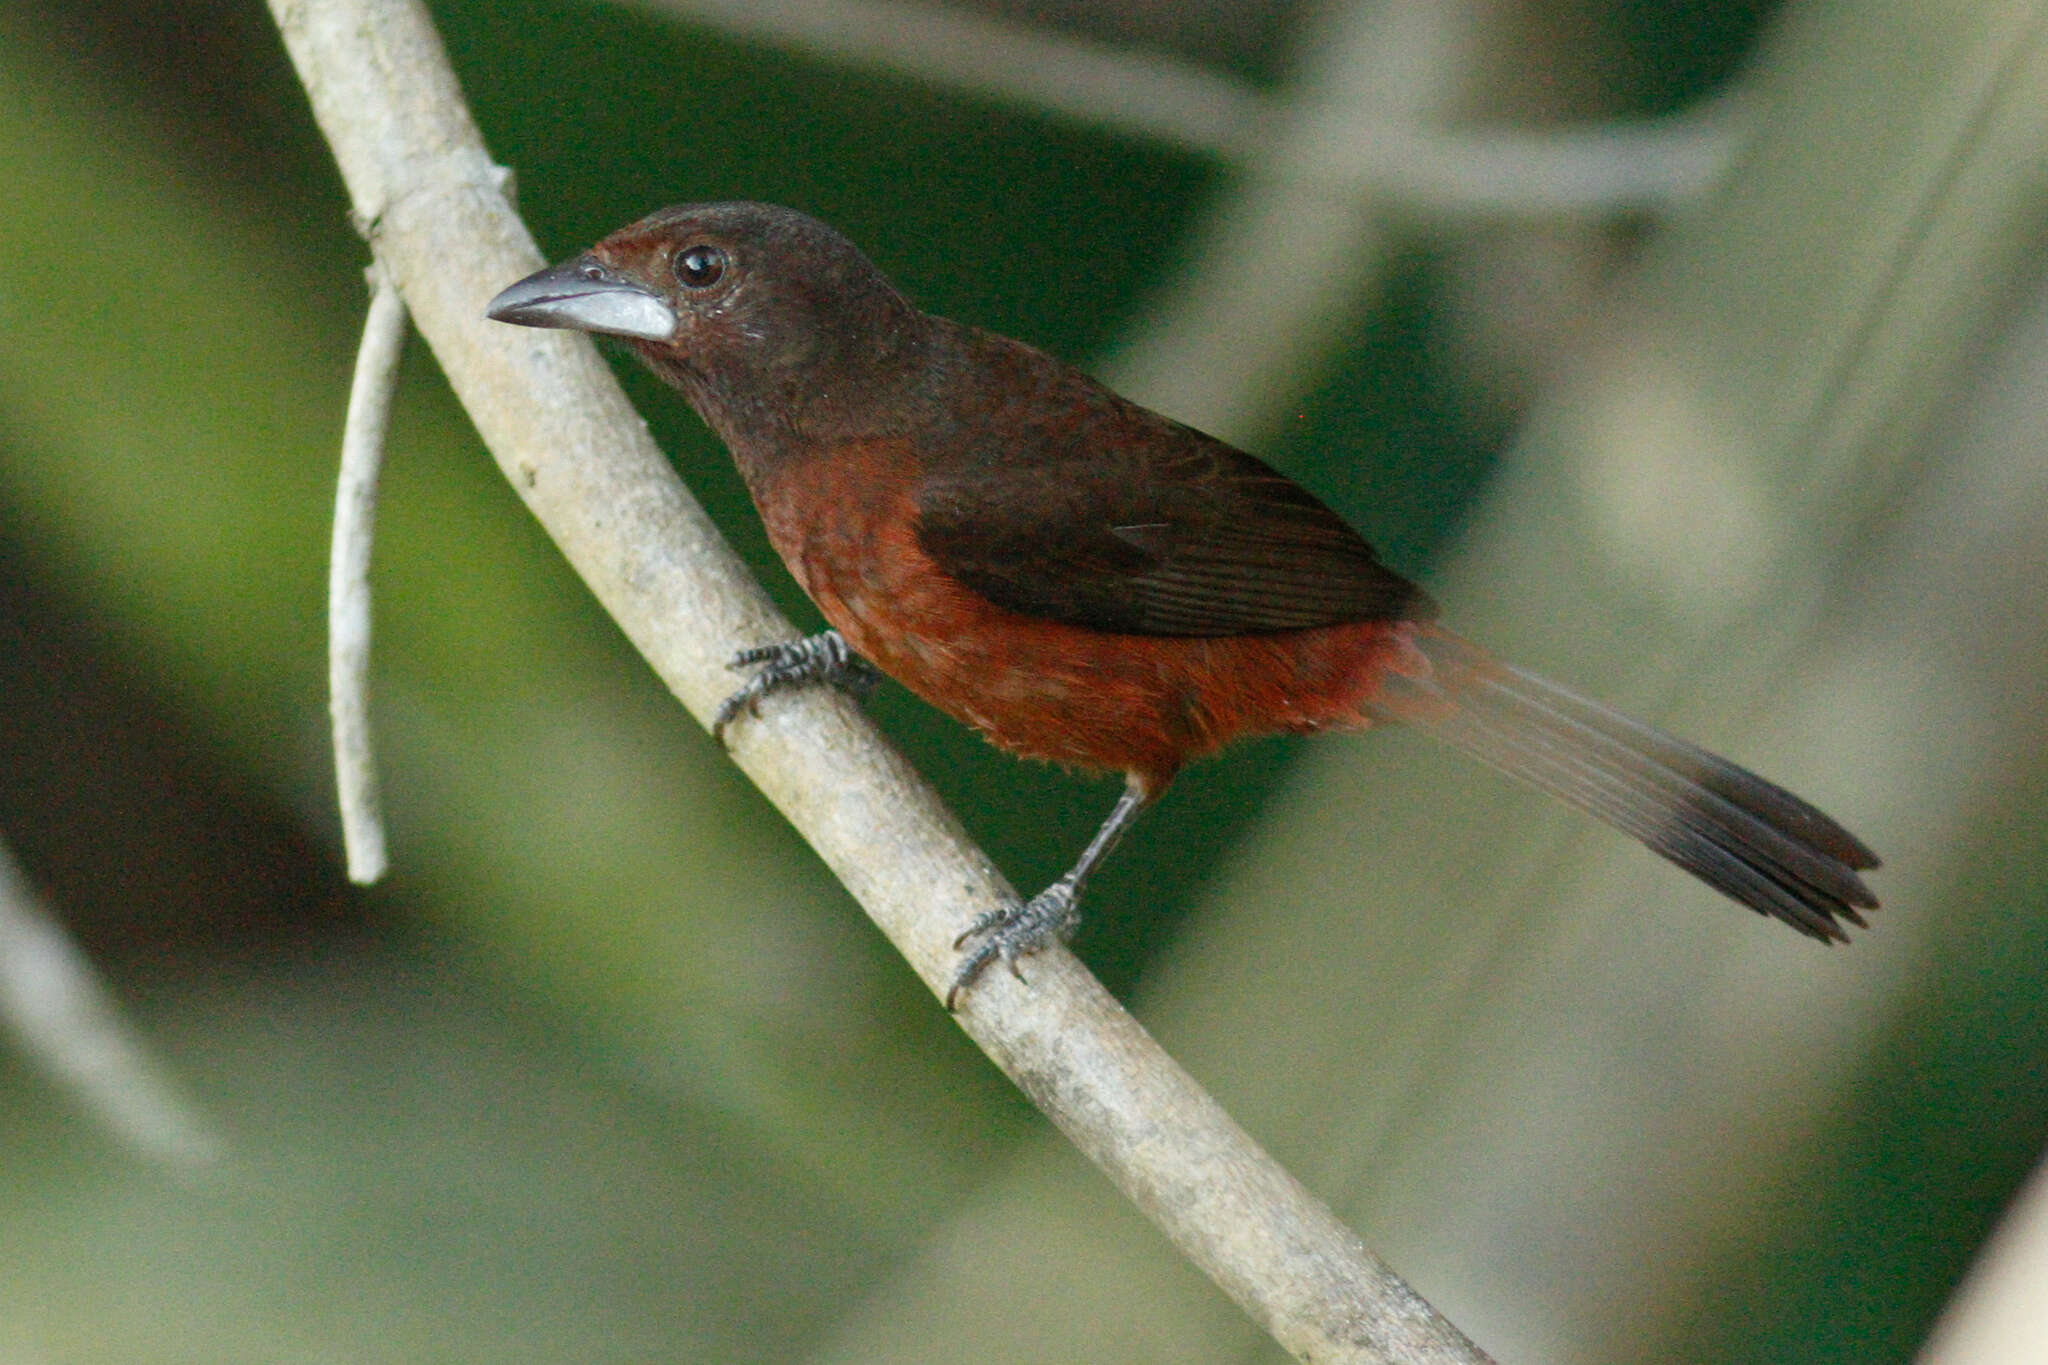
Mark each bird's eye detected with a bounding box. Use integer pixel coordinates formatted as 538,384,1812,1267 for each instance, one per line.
674,245,726,289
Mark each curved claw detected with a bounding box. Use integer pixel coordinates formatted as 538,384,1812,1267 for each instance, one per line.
710,679,770,744
711,630,879,745
944,879,1079,1009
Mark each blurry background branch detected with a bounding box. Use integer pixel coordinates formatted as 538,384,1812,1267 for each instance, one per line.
1920,1148,2048,1365
627,0,1736,221
0,836,218,1167
1108,0,1487,439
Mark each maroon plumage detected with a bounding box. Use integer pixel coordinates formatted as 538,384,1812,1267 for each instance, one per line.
488,201,1879,1004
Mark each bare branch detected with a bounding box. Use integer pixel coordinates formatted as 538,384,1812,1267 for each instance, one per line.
1107,1,1483,441
622,0,1736,221
328,262,405,885
0,837,220,1166
265,0,1491,1358
1921,1148,2048,1365
621,0,1253,158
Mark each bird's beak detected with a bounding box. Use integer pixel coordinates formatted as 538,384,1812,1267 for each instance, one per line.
485,256,677,341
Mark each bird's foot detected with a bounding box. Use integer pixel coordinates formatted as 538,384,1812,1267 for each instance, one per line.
946,878,1080,1009
712,630,880,743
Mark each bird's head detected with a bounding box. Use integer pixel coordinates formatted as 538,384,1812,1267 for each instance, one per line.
486,201,920,413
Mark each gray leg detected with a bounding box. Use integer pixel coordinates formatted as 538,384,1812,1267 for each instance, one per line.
712,630,881,743
947,777,1152,1009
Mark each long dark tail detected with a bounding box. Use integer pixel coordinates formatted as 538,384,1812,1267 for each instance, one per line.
1374,627,1880,939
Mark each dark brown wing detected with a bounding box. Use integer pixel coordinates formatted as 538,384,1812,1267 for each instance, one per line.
913,375,1433,636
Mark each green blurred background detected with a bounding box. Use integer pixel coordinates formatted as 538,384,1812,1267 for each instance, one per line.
2,0,2045,1361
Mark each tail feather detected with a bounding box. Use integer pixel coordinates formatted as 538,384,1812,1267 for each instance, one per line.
1376,629,1880,938
1490,660,1880,871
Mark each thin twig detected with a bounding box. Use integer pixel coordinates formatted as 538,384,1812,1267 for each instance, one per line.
622,0,1736,220
1108,1,1484,440
0,837,220,1166
329,261,406,884
265,0,1491,1359
620,0,1255,155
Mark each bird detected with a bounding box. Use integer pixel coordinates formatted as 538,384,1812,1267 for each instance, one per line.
486,201,1880,1008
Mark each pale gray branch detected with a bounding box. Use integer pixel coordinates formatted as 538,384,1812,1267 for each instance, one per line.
621,0,1254,157
1107,1,1484,441
622,0,1735,221
0,837,220,1166
265,0,1490,1359
1920,1147,2048,1364
329,262,405,885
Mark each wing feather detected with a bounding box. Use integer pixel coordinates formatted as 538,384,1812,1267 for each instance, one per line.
913,379,1432,636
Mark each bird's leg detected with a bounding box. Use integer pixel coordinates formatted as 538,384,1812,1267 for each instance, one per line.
712,630,881,743
947,777,1154,1009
